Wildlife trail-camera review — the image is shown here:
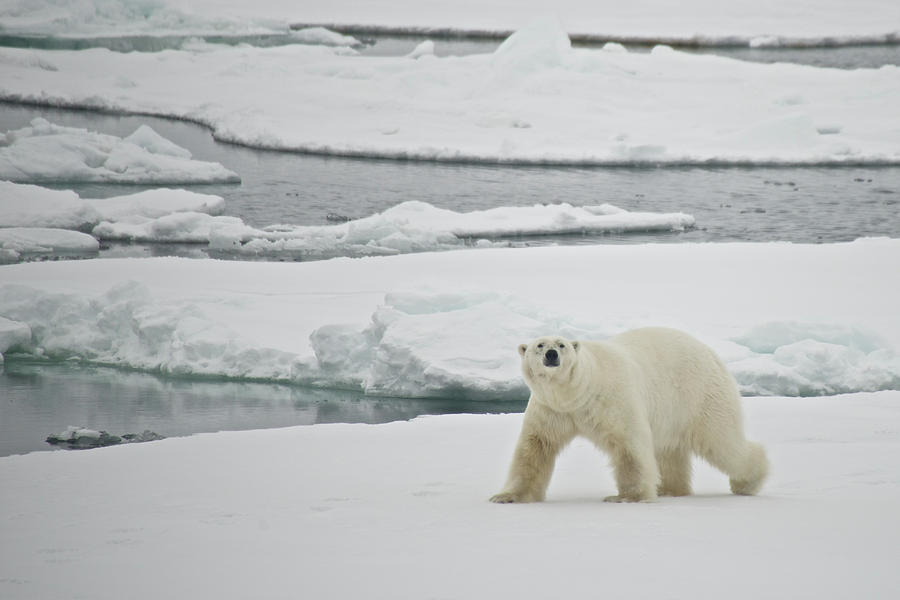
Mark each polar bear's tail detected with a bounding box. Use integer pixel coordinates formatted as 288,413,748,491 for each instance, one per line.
729,442,769,496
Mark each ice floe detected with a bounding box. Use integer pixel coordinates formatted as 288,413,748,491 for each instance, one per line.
45,425,165,448
0,118,239,184
0,181,226,229
208,201,694,257
0,315,31,362
0,0,283,37
0,227,99,263
0,182,694,259
0,239,897,397
3,0,897,48
2,22,897,165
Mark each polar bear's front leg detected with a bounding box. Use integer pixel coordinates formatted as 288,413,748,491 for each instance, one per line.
489,431,559,503
490,404,574,503
603,431,661,503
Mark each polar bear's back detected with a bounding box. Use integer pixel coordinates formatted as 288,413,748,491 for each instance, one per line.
602,327,742,443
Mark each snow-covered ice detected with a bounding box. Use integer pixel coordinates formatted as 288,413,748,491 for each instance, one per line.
1,181,694,257
0,181,226,229
0,227,99,263
1,391,898,599
1,22,898,165
0,118,239,184
0,0,283,38
0,315,31,362
2,0,898,47
0,181,235,253
1,239,897,397
208,201,694,257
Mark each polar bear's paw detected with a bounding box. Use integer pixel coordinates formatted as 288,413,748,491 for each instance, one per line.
603,493,658,503
490,491,532,503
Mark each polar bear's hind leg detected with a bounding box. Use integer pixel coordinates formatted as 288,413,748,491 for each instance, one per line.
727,441,769,495
696,424,769,496
656,445,693,497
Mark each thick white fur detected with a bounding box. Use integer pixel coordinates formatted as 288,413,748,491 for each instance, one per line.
490,327,769,503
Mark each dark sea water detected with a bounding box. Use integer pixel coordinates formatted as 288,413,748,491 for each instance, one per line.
0,361,519,457
1,35,898,455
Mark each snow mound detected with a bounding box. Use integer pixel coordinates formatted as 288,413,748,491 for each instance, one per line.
729,322,900,396
295,295,900,399
1,23,898,165
492,18,572,75
293,291,608,398
0,118,240,184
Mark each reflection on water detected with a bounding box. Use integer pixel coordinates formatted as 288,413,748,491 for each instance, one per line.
0,361,522,457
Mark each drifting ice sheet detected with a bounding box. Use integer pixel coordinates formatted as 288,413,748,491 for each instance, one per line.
0,227,99,263
1,182,694,256
0,118,240,184
1,0,898,47
0,181,225,228
1,22,898,165
207,201,694,256
0,239,897,397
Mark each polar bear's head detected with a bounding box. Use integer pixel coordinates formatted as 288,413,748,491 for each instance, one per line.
518,336,580,383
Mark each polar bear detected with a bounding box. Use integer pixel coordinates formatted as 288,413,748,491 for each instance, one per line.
490,327,768,503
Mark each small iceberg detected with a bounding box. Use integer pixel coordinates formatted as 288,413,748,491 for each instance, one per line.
46,426,166,449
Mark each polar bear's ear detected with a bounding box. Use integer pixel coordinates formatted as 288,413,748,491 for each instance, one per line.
572,341,579,351
518,343,528,357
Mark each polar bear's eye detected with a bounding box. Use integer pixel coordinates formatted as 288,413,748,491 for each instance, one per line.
537,343,544,349
559,343,565,349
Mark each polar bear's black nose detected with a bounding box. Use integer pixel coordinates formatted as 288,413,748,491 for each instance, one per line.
544,349,559,366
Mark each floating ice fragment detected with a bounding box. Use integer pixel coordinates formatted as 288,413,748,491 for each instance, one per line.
46,427,166,449
0,227,99,257
407,40,435,59
601,42,628,53
0,119,240,184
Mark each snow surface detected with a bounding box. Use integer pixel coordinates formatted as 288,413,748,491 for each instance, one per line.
1,239,898,398
1,22,898,165
1,391,898,599
2,0,898,47
0,118,239,184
